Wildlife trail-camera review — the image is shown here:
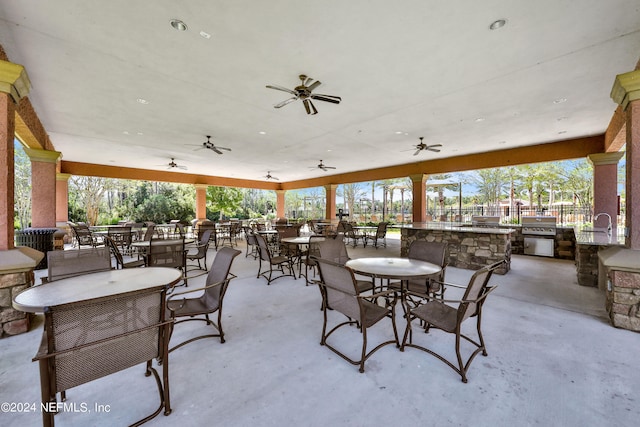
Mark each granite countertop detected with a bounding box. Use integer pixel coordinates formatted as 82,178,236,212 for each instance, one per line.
574,226,626,246
391,222,515,234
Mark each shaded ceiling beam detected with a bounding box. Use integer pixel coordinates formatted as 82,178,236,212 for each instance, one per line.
62,135,603,191
60,161,281,190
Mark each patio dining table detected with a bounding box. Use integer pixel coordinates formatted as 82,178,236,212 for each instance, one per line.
345,257,441,310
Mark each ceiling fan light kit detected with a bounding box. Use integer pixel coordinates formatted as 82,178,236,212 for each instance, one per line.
266,74,341,115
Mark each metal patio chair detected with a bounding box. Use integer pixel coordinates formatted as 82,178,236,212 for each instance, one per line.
104,235,145,269
167,247,241,352
401,261,503,383
314,258,399,373
186,229,213,272
255,233,295,285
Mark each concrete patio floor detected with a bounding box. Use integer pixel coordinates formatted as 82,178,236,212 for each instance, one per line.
1,234,638,426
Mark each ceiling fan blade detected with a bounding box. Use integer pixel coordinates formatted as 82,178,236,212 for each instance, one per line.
427,148,441,153
308,99,318,115
413,149,421,156
311,93,341,101
303,99,311,115
217,146,231,151
212,147,223,155
311,94,341,104
427,144,443,148
266,84,297,96
325,166,336,169
274,96,298,108
307,80,321,91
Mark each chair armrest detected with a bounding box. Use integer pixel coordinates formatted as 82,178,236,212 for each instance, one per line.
167,280,225,301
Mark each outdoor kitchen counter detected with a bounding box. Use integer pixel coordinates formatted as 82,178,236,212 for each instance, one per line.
574,226,625,287
394,223,515,274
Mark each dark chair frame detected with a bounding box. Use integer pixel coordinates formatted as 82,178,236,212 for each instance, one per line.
314,258,399,373
255,233,295,285
185,229,213,272
104,235,145,269
368,221,389,249
167,247,241,352
401,261,503,383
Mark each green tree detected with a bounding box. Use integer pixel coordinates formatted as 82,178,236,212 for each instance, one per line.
14,141,31,229
207,186,243,220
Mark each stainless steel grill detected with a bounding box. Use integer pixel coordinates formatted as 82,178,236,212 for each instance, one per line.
521,216,557,236
522,216,556,257
471,216,501,227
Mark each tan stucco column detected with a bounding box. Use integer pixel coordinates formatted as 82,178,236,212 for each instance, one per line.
24,148,60,228
275,190,286,219
588,152,624,231
410,174,427,223
55,173,71,225
324,184,337,221
0,59,31,250
194,184,208,219
611,69,640,249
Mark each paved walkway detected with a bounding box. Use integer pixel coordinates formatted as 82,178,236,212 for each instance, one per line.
1,234,638,426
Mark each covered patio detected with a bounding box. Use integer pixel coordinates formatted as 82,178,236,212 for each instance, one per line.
1,236,638,426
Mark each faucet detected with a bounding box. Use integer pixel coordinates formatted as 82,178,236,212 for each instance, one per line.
594,212,612,235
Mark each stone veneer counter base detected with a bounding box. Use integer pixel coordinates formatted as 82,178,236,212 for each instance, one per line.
394,223,514,275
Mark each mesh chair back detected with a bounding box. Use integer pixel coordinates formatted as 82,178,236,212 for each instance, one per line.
143,224,155,241
47,289,165,391
108,225,132,247
375,222,388,238
255,233,272,262
408,240,447,281
47,247,112,282
316,238,350,265
147,239,185,269
459,263,498,323
201,247,241,307
315,258,360,319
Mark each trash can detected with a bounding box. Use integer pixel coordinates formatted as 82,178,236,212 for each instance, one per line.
15,228,59,269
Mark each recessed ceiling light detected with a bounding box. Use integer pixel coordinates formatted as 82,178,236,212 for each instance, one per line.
123,131,130,135
258,131,266,135
199,31,211,39
395,131,404,135
136,98,149,105
489,19,506,30
553,98,567,104
475,118,485,122
137,132,143,136
170,19,188,31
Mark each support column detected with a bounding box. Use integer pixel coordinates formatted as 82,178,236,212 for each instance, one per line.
194,184,208,219
0,92,15,250
23,148,60,228
588,152,624,231
409,174,427,223
611,69,640,249
625,100,640,249
55,173,71,225
275,190,286,219
324,184,337,222
1,59,31,250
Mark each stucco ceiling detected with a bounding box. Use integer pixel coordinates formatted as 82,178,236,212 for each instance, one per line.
1,1,639,183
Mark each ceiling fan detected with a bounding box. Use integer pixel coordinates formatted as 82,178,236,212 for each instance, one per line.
263,171,279,181
188,135,231,155
310,160,336,172
409,137,442,156
161,158,187,170
266,74,342,115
